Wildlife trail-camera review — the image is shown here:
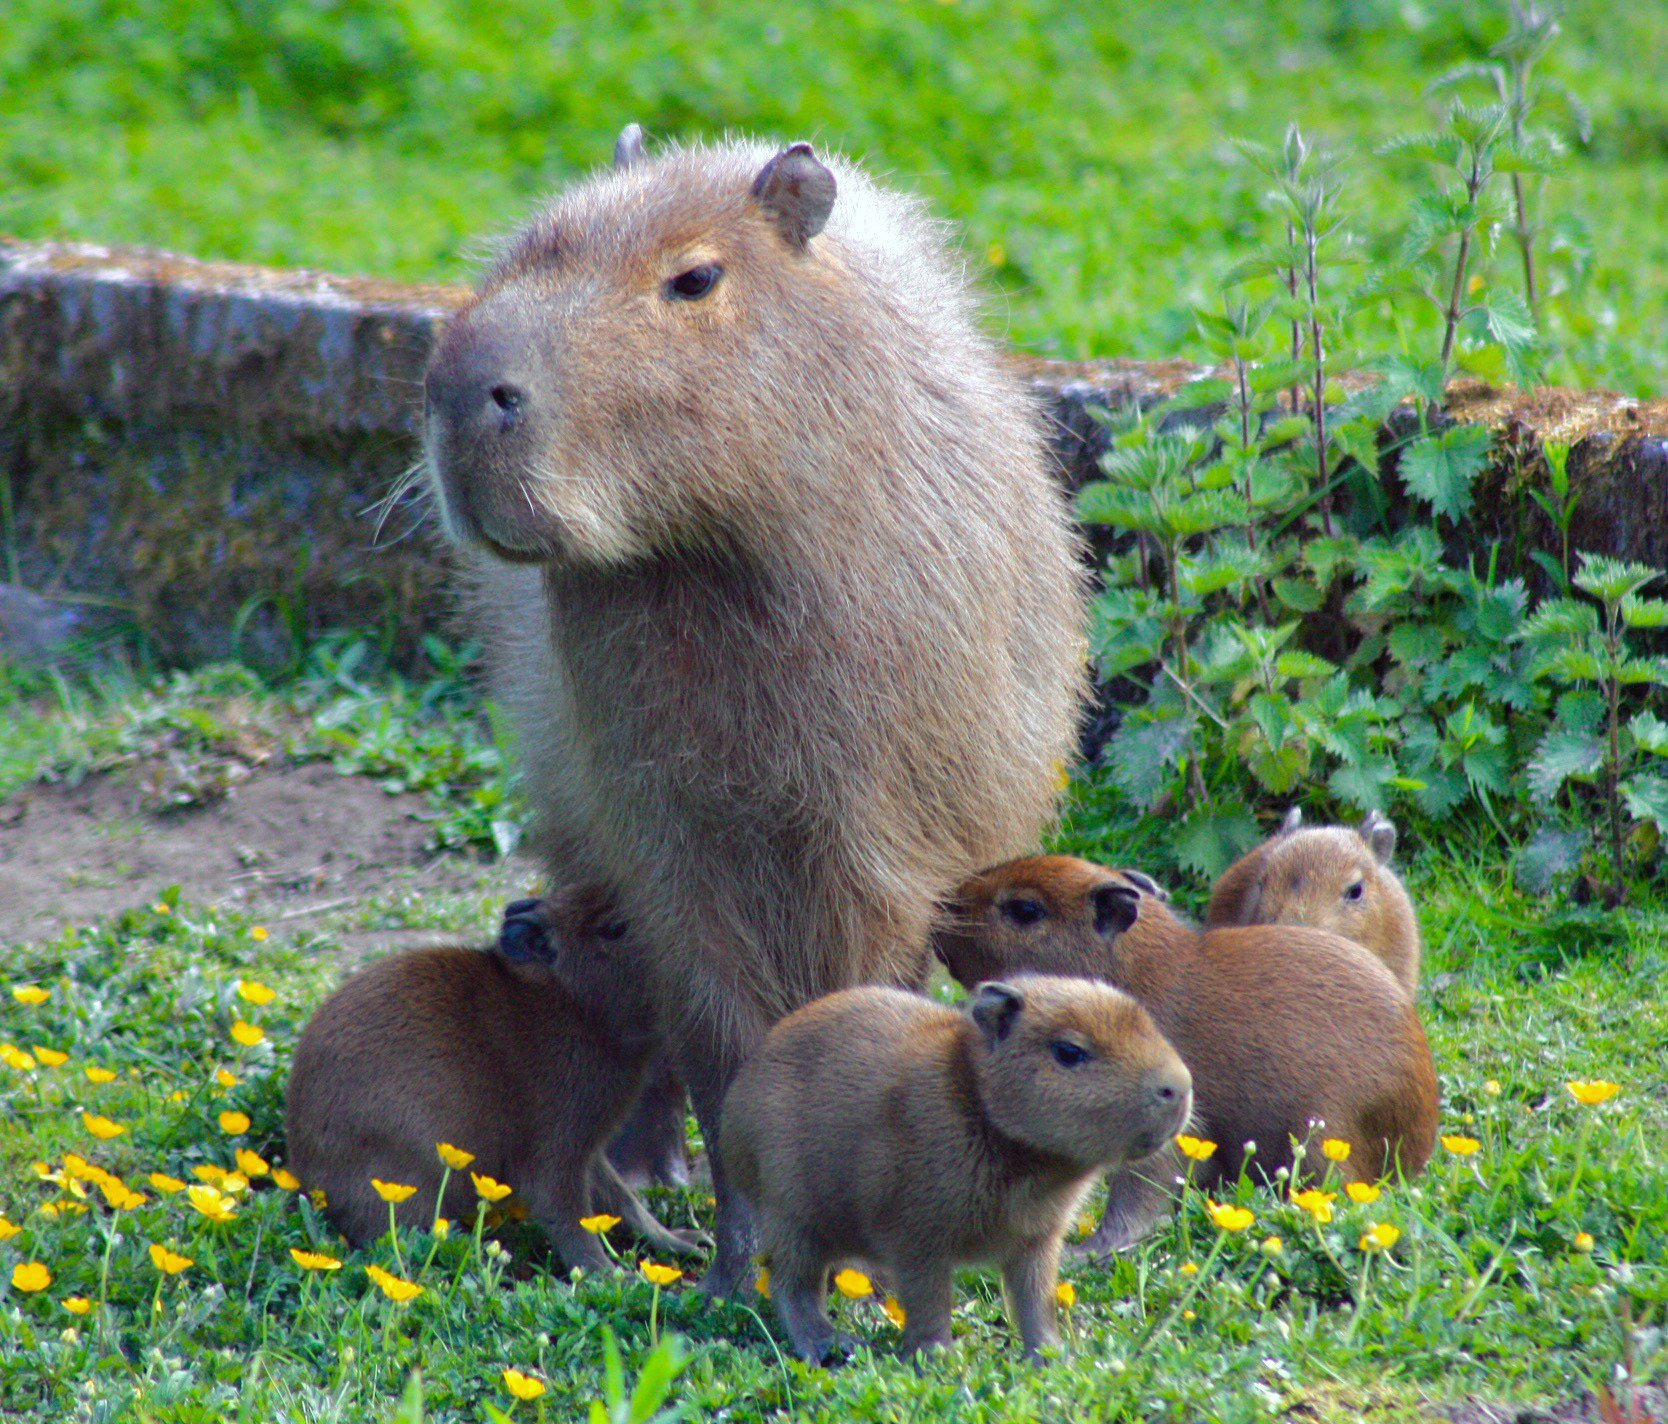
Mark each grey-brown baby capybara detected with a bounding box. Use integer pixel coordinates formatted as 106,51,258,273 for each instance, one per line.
284,886,703,1273
424,129,1087,1290
721,978,1191,1362
934,856,1438,1256
1205,808,1423,993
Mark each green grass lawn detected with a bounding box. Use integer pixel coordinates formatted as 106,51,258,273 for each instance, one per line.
0,663,1663,1421
3,0,1665,393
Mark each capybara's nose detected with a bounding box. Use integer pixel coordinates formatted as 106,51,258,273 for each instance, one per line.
1149,1065,1192,1117
425,325,531,442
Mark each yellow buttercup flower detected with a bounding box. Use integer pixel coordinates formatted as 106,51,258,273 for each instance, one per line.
1574,1232,1595,1253
2,1045,37,1072
1346,1181,1382,1204
833,1268,872,1298
1260,1235,1283,1257
881,1294,906,1327
63,1297,92,1316
502,1369,547,1401
471,1173,512,1203
1441,1135,1480,1156
1181,1309,1196,1322
81,1113,126,1140
185,1185,236,1223
98,1178,146,1210
579,1214,620,1235
236,980,275,1006
433,1219,451,1239
754,1268,771,1298
152,902,171,916
1358,1223,1401,1252
167,1089,188,1103
249,926,269,943
1176,1134,1217,1161
272,1168,301,1191
149,1244,194,1275
1207,1200,1255,1232
215,1069,239,1089
12,985,50,1006
289,1248,342,1272
230,1020,265,1048
61,1154,98,1183
32,1047,68,1068
149,1173,187,1195
435,1142,475,1171
1289,1189,1337,1223
217,1111,251,1135
1565,1081,1619,1106
1055,1280,1076,1308
191,1165,228,1186
0,1217,20,1241
1320,1139,1351,1162
12,1262,51,1292
372,1179,417,1204
235,1149,269,1179
1482,1079,1502,1097
1179,1261,1199,1277
84,1066,116,1084
639,1262,682,1287
365,1264,423,1302
309,1189,328,1210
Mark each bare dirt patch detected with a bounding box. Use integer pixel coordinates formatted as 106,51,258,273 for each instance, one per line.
0,760,515,949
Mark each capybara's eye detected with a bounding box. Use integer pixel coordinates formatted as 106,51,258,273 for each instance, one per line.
595,918,630,941
1344,881,1365,902
667,264,722,300
1000,898,1047,927
1050,1040,1089,1068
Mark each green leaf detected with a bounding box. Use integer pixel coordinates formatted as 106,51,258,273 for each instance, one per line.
1173,804,1261,879
1630,709,1668,756
1387,622,1446,667
1515,825,1589,895
1274,650,1339,680
1522,597,1599,642
1527,729,1604,801
1271,577,1325,613
388,1373,425,1424
1556,689,1606,733
628,1333,689,1424
1328,758,1396,811
1104,711,1195,810
1620,594,1668,628
1481,286,1537,354
1399,424,1494,521
1621,774,1668,834
1572,553,1661,606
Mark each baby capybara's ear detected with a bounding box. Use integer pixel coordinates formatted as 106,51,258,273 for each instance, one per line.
969,980,1025,1044
497,898,554,963
751,143,837,249
1090,883,1140,938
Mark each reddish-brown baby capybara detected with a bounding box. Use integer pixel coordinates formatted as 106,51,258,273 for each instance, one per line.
284,886,703,1272
1205,808,1422,994
934,856,1438,1256
721,977,1191,1362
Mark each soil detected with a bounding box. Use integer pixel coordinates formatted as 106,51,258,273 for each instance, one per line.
0,760,522,954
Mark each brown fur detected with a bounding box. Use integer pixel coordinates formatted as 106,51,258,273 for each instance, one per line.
1205,810,1422,993
424,132,1087,1289
721,978,1190,1362
284,886,703,1272
934,856,1439,1256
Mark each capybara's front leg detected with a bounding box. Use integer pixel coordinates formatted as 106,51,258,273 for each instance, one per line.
679,1033,760,1298
1002,1235,1064,1362
587,1156,709,1259
1076,1157,1177,1258
606,1052,690,1188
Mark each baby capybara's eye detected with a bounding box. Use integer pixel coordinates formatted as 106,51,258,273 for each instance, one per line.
1344,881,1365,902
666,264,722,300
594,918,630,941
1000,898,1047,927
1050,1040,1089,1068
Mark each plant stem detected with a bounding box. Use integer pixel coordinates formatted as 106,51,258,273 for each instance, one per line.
1605,611,1624,885
1287,220,1303,419
1306,225,1333,537
1440,151,1486,371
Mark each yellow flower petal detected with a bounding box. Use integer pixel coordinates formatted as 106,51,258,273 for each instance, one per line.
152,902,171,916
639,1261,682,1287
754,1268,771,1299
249,926,269,942
1574,1232,1595,1253
502,1369,547,1401
191,1165,227,1186
167,1089,189,1103
2,1046,37,1072
215,1069,239,1089
235,1149,269,1179
1179,1261,1199,1277
149,1244,193,1275
433,1219,450,1239
0,1217,20,1241
1181,1308,1196,1322
236,980,275,1005
1441,1135,1480,1156
579,1214,620,1235
1176,1134,1218,1161
1565,1080,1619,1106
149,1173,186,1195
365,1264,423,1302
32,1047,68,1068
217,1111,251,1135
832,1268,872,1299
272,1168,301,1191
63,1296,92,1315
185,1185,236,1223
1289,1189,1337,1223
470,1173,512,1203
1358,1222,1401,1252
434,1142,475,1171
1055,1280,1076,1308
1260,1235,1283,1257
1320,1139,1351,1162
1206,1200,1255,1232
1346,1182,1382,1205
11,985,50,1006
1482,1079,1501,1097
289,1248,342,1272
230,1020,265,1048
84,1066,116,1084
81,1113,126,1140
11,1262,51,1292
372,1179,418,1204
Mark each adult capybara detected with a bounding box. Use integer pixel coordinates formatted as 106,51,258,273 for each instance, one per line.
285,885,704,1273
934,856,1438,1256
424,129,1087,1289
1205,809,1422,993
721,978,1190,1362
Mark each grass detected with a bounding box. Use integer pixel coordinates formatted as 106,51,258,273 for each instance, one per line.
2,0,1666,394
1,659,1665,1422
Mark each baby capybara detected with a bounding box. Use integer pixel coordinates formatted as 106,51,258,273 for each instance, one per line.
721,977,1191,1362
285,886,703,1272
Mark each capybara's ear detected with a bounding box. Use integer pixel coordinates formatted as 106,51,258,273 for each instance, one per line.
613,123,646,169
498,898,552,963
751,143,837,249
1114,869,1169,903
1279,805,1304,835
1361,810,1397,864
970,981,1024,1044
1090,883,1141,937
